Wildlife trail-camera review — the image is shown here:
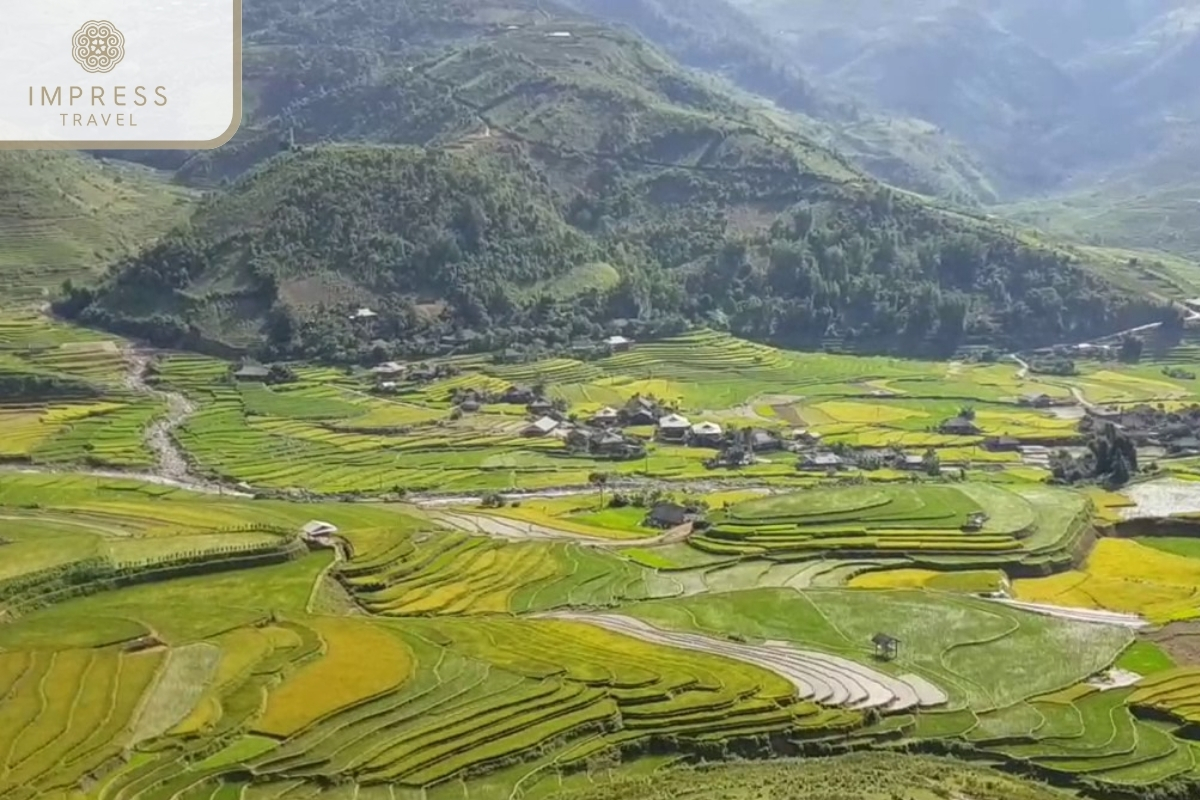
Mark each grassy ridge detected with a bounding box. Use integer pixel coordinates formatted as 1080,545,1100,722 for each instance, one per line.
0,153,191,306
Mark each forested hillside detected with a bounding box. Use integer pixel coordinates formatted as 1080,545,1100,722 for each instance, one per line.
56,1,1178,361
61,141,1170,363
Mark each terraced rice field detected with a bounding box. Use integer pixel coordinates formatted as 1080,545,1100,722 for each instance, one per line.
140,330,1151,495
692,483,1089,571
0,320,163,468
10,322,1200,797
1014,538,1200,623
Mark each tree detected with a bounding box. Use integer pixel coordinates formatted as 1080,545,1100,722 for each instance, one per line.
958,406,975,421
1119,334,1144,363
266,364,297,384
588,471,610,509
922,447,941,477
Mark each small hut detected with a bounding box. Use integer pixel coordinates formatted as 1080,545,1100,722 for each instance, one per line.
871,633,899,661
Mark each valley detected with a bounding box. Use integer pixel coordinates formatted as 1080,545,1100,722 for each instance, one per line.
5,1,1200,799
6,305,1200,799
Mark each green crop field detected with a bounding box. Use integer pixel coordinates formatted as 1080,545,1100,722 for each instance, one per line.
5,317,1200,798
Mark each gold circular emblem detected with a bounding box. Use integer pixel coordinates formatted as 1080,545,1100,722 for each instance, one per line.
72,21,125,74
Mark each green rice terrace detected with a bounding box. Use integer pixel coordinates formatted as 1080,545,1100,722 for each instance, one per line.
9,315,1200,799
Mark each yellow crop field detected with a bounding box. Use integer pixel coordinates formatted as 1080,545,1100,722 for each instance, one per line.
1015,539,1200,622
254,619,413,737
6,648,94,768
5,650,120,787
850,569,939,589
172,627,275,736
848,569,1004,593
0,409,55,456
1087,489,1136,523
55,649,166,787
813,401,925,424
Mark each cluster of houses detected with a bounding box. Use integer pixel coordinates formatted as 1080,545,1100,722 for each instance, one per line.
936,410,1081,453
795,447,931,473
1082,403,1200,455
369,361,456,392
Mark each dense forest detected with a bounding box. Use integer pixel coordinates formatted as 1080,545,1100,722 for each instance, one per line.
58,141,1171,363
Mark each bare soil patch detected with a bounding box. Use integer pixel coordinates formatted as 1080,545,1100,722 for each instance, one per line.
1147,621,1200,666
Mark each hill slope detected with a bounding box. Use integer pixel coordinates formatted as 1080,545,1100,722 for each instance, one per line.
59,8,1175,360
0,153,192,306
62,142,1171,362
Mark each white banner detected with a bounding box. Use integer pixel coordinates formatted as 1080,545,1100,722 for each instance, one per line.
0,0,240,148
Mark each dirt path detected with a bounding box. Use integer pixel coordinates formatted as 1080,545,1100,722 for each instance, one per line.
983,597,1148,629
1010,354,1029,380
1067,386,1096,410
537,611,947,711
431,511,693,548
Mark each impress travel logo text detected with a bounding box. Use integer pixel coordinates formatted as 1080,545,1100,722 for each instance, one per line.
0,1,241,148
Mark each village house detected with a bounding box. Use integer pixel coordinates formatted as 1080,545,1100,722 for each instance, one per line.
985,436,1021,452
591,430,628,454
586,430,645,459
370,361,406,377
689,421,724,447
706,446,754,469
590,407,620,427
1018,393,1054,408
605,335,633,352
350,307,377,320
748,429,783,452
791,429,822,446
644,502,699,529
871,633,900,661
523,417,560,437
657,413,692,442
566,428,593,449
962,511,990,531
798,452,845,471
408,365,437,383
527,397,554,416
894,453,927,471
939,416,982,436
501,385,535,404
621,395,661,426
233,364,270,381
458,399,482,413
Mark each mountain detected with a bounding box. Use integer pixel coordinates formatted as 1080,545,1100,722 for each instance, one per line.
556,0,999,203
59,18,1173,362
723,0,1200,259
85,0,995,207
726,1,1200,186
